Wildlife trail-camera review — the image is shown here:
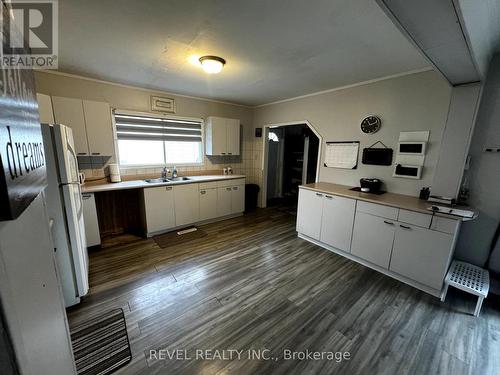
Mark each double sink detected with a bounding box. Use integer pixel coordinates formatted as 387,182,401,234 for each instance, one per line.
144,177,191,183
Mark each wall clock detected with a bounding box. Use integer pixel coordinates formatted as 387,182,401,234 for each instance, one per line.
361,115,381,134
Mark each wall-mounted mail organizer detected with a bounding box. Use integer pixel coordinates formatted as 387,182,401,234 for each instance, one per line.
324,141,360,169
362,141,393,166
393,131,429,179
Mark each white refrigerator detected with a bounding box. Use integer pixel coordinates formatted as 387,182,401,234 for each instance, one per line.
42,123,89,307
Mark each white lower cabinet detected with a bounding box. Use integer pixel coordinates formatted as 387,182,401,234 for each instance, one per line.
81,193,101,247
216,178,246,216
297,189,355,247
142,178,246,236
174,184,200,227
351,212,396,268
143,186,175,234
390,223,453,290
231,184,245,214
200,188,218,221
217,187,233,217
319,195,356,252
296,188,324,240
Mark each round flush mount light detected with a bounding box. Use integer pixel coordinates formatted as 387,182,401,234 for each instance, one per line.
199,55,226,74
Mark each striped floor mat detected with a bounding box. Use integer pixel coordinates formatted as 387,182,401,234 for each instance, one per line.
70,308,132,375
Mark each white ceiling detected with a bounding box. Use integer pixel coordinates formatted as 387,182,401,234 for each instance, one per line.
58,0,430,106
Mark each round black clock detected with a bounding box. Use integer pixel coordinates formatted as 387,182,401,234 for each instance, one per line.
361,115,381,134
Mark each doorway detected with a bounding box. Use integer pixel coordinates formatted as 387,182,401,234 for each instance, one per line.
263,122,320,211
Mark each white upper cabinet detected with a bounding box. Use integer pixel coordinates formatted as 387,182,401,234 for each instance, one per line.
205,116,240,156
52,96,90,155
226,118,241,156
52,96,114,158
82,100,114,157
36,93,55,123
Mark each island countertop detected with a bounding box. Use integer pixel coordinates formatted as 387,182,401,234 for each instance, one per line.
82,174,246,193
300,182,477,221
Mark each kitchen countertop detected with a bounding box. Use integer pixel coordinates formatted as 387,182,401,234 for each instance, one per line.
300,182,477,221
82,174,246,193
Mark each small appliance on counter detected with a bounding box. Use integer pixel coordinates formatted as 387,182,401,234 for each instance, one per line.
109,163,121,182
360,178,382,193
350,178,385,195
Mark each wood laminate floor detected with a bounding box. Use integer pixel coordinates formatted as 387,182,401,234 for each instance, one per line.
67,208,500,375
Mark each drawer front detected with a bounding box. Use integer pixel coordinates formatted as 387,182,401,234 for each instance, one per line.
199,181,218,189
398,209,459,234
356,201,398,220
217,178,245,188
398,209,431,228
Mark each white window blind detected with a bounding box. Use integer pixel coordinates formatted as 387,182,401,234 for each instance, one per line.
114,111,203,166
114,112,202,142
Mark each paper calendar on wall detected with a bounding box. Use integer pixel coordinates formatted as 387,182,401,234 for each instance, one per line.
324,141,360,169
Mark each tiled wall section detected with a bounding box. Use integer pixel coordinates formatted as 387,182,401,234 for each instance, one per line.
80,138,265,204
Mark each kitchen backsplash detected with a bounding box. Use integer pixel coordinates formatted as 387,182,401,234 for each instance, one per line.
79,139,264,193
77,155,112,170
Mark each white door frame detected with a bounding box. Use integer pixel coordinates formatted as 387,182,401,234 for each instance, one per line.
261,120,322,208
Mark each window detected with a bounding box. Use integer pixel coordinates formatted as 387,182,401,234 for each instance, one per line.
114,111,203,166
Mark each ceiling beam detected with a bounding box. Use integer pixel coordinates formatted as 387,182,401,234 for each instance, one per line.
376,0,481,86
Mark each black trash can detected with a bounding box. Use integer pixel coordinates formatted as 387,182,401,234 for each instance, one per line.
245,184,260,212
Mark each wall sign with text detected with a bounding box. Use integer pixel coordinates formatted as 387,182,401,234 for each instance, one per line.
0,4,47,220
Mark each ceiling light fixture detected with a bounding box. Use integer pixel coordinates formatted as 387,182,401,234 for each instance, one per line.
199,55,225,74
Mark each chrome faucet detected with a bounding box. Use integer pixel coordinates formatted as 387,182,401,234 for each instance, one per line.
161,167,170,179
172,165,178,178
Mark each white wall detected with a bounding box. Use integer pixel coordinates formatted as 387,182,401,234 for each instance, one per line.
254,70,452,197
431,83,482,198
454,53,500,266
0,194,76,375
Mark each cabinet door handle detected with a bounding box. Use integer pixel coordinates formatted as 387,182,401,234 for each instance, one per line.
166,186,172,191
228,152,232,155
221,152,226,155
383,220,394,225
226,187,232,191
200,190,206,194
400,224,411,229
316,193,323,197
77,152,87,155
91,152,101,155
233,187,238,190
325,195,333,199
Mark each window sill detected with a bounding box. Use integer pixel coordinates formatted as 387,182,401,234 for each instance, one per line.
119,162,204,169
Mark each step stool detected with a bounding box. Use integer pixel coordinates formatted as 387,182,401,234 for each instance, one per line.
441,260,490,317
